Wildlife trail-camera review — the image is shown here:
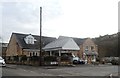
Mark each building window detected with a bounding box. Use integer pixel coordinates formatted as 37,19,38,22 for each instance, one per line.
85,46,88,51
86,46,88,49
30,53,32,56
33,52,35,56
24,34,37,44
27,38,31,44
91,46,94,50
36,53,37,56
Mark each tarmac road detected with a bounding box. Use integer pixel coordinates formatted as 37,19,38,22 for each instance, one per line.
1,64,119,78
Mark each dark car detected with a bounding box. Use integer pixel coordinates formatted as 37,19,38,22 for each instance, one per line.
79,59,85,64
111,57,119,65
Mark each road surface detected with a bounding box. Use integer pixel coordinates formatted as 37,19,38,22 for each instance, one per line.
1,64,119,78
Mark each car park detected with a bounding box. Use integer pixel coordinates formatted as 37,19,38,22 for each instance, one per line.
0,56,6,67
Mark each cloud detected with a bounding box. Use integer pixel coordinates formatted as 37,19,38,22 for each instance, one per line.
0,0,119,42
43,0,118,38
2,2,39,23
1,0,62,42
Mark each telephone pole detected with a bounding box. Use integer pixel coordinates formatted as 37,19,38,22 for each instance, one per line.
39,7,42,66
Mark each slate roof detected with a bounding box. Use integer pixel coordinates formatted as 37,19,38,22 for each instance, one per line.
12,33,56,50
73,38,86,46
43,36,80,51
43,37,70,49
58,36,86,46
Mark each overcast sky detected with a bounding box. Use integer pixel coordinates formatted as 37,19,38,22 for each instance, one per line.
0,0,119,43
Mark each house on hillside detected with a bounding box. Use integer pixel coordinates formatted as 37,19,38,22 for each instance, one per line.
6,33,56,65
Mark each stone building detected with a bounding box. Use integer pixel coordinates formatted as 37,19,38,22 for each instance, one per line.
78,38,98,64
69,37,98,64
43,36,98,64
6,33,98,65
43,36,80,65
6,33,56,65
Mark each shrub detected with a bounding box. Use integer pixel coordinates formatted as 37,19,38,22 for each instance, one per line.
21,55,27,62
61,56,71,61
44,56,57,62
13,56,19,62
31,56,39,61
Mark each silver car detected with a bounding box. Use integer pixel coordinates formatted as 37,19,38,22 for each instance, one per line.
0,56,6,67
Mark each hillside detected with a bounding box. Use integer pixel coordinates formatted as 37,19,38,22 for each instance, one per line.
93,32,118,58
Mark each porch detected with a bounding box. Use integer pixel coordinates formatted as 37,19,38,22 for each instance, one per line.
83,51,98,64
43,37,80,65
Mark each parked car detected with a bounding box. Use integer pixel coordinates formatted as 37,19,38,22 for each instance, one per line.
73,57,79,64
79,59,85,64
0,56,6,67
73,57,85,64
100,57,119,65
111,57,119,65
100,57,113,64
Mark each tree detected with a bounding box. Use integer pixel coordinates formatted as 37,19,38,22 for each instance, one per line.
94,33,118,58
